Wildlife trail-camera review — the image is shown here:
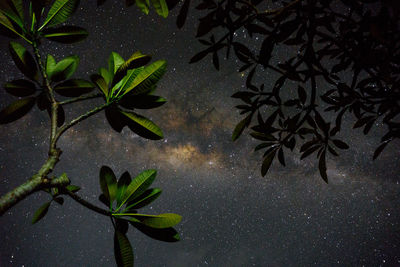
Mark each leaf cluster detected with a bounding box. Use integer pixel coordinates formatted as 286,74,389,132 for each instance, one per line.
174,0,400,182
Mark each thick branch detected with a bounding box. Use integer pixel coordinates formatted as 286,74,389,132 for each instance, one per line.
0,150,63,215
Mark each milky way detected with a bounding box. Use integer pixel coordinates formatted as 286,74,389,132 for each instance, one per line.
1,1,400,266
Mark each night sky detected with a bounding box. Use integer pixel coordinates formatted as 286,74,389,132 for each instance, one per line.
1,1,400,266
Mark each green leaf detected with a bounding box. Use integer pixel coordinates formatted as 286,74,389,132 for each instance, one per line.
130,222,180,242
112,51,152,86
54,79,94,97
4,79,36,97
0,97,35,124
261,149,276,176
117,169,157,211
40,0,80,30
124,60,166,96
90,74,108,97
135,0,150,15
66,184,80,192
232,114,251,141
125,213,182,229
0,0,24,29
125,188,161,210
9,41,38,81
114,230,134,267
151,0,168,18
46,54,56,76
121,111,164,140
99,67,112,86
116,172,132,208
50,55,79,82
99,166,117,206
42,25,88,43
111,67,143,98
0,11,23,39
108,52,125,76
32,201,51,224
119,95,166,110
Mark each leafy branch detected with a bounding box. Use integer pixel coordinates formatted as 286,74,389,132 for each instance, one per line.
0,0,179,266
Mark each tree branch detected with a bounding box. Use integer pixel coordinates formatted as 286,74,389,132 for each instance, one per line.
0,149,64,215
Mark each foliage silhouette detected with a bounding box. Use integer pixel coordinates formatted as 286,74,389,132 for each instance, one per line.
0,0,179,266
173,0,400,182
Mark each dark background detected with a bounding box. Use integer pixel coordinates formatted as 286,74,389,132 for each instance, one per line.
1,1,400,266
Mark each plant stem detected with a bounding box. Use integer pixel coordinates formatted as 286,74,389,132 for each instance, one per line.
53,102,111,147
32,41,59,152
59,93,103,105
63,190,111,216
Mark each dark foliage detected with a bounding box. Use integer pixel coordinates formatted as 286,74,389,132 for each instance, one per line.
175,0,400,182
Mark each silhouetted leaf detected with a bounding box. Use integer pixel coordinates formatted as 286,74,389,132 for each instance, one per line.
189,49,210,63
32,201,51,224
212,51,219,70
373,142,387,160
232,113,251,141
196,12,216,37
332,139,349,149
259,37,274,67
261,149,276,176
318,150,328,183
233,42,252,63
300,145,320,160
298,86,306,104
278,147,285,166
0,97,35,124
176,0,190,28
4,79,36,97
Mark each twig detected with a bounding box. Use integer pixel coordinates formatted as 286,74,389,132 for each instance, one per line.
59,93,103,105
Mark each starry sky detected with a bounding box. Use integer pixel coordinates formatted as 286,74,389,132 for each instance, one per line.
1,1,400,266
